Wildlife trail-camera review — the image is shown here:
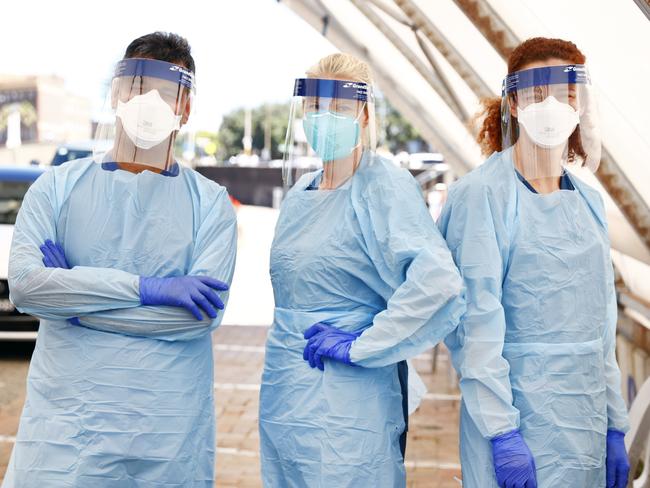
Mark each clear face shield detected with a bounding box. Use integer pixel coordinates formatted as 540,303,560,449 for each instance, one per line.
283,78,377,190
93,58,195,173
501,64,601,180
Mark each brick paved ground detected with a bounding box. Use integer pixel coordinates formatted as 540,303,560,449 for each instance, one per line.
0,326,462,487
213,326,462,488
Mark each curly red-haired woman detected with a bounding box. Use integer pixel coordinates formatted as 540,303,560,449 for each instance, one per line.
439,37,630,488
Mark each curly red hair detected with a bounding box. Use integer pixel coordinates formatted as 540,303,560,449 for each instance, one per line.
476,37,586,157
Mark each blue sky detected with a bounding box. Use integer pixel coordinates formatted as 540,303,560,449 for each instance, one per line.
1,0,335,130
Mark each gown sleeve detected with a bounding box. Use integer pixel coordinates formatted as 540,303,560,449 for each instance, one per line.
75,185,238,341
603,261,630,432
593,194,630,432
9,170,141,321
437,180,520,438
575,181,629,432
349,168,466,368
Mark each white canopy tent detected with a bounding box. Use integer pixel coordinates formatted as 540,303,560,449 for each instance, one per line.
278,0,650,310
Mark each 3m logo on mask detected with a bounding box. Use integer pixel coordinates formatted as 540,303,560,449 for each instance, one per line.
516,96,580,148
116,90,182,150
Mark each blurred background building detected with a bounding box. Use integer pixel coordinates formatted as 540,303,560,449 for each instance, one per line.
0,75,91,165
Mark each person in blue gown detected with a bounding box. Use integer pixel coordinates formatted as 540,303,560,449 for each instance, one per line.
439,37,630,488
258,53,466,488
3,33,236,487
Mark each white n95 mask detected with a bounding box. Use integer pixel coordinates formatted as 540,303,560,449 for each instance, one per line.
116,89,182,150
517,96,580,148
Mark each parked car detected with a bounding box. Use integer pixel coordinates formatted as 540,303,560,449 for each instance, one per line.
50,141,97,166
407,152,444,169
0,165,46,340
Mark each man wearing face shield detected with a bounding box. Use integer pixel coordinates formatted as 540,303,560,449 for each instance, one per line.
4,32,236,487
259,53,466,487
439,38,629,488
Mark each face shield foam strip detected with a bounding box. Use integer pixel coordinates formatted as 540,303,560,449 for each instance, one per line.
503,64,590,94
293,78,369,102
115,58,194,91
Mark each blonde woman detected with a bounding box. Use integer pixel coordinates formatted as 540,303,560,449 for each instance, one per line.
258,53,466,487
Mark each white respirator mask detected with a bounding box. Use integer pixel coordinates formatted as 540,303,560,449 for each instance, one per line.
116,89,182,150
517,96,580,148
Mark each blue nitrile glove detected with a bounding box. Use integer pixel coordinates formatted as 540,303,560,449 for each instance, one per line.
139,276,229,321
40,240,78,325
606,429,630,488
303,322,362,371
40,239,70,269
491,429,538,488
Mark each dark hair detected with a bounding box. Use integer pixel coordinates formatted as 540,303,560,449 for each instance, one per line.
476,37,586,158
124,32,195,74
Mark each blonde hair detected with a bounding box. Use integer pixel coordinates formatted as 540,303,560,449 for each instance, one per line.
306,53,373,85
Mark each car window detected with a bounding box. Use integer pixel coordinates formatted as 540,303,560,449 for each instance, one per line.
0,181,33,225
51,149,92,166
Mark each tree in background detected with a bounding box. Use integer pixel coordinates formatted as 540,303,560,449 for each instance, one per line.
216,98,427,161
195,130,219,157
217,102,290,161
376,99,428,154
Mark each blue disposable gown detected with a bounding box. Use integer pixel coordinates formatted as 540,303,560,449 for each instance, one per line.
3,159,237,487
438,148,629,488
259,153,466,488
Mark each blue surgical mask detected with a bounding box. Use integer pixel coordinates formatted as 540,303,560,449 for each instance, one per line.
302,111,361,161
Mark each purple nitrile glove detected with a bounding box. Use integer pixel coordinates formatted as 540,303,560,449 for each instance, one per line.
303,322,362,371
40,239,70,269
139,276,229,321
606,429,630,488
40,240,78,325
491,429,537,488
